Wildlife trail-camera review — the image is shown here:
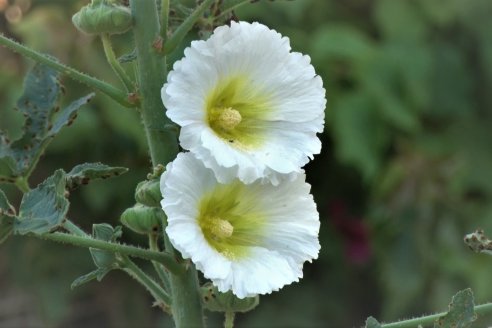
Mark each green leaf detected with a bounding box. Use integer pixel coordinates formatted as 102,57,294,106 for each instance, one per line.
332,93,389,180
66,162,128,190
311,24,375,63
48,93,95,136
365,317,382,328
90,223,122,269
0,64,93,180
434,289,477,328
14,169,69,235
0,189,16,244
70,268,111,289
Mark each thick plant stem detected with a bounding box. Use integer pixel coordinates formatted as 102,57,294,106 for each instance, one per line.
130,0,204,327
101,34,134,92
0,34,134,108
34,232,183,274
130,1,178,166
381,302,492,328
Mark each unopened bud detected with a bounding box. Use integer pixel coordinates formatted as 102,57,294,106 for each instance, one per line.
120,204,165,235
72,1,132,35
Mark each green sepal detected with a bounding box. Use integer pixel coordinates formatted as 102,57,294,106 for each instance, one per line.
14,170,69,235
72,1,133,35
120,204,164,235
90,223,122,269
0,189,16,244
135,179,161,207
66,162,128,190
434,288,477,328
200,282,259,313
365,317,382,328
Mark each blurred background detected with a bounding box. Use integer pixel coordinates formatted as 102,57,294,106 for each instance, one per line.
1,0,492,327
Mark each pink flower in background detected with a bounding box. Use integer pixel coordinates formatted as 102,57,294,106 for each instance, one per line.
328,200,372,265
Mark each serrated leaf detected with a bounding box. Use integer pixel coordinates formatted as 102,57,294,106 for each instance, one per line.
0,64,92,180
48,93,95,136
90,223,122,269
66,163,128,190
14,169,69,235
434,289,477,328
0,189,16,244
365,317,382,328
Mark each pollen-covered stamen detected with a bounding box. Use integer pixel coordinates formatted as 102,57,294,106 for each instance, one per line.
210,217,234,239
217,107,242,131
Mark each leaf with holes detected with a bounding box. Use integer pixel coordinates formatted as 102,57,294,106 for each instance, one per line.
0,63,94,181
434,289,477,328
66,163,128,190
14,169,69,235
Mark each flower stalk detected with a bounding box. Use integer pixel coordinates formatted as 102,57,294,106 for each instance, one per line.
129,0,204,326
100,33,134,92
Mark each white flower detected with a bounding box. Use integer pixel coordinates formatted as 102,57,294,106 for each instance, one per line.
160,152,320,298
162,21,326,185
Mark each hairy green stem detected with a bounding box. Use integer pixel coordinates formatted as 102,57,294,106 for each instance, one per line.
0,34,134,108
149,233,172,292
381,302,492,328
119,255,171,306
164,0,215,54
130,1,178,166
224,311,235,328
130,0,204,327
101,34,135,92
34,231,183,275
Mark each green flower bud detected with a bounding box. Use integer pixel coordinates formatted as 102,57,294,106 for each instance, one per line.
200,282,259,313
120,204,165,235
135,179,161,207
72,1,132,35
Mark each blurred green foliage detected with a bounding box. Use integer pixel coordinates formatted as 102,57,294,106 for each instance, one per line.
2,0,492,327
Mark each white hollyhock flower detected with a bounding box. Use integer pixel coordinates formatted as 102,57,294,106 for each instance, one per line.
161,152,320,298
162,21,326,185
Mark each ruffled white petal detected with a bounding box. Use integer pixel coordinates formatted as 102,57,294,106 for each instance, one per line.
162,21,326,184
161,153,320,298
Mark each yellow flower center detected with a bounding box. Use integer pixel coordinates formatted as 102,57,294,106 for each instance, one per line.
217,107,242,131
205,76,273,149
198,180,266,260
210,217,234,239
